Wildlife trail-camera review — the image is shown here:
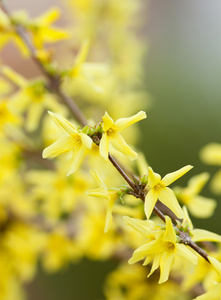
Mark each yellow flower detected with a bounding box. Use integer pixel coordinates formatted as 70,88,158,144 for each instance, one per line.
200,143,221,194
100,111,147,161
86,170,119,232
2,66,63,131
194,283,221,300
42,112,92,175
145,165,193,219
28,8,69,49
0,9,29,56
125,216,198,284
174,173,216,218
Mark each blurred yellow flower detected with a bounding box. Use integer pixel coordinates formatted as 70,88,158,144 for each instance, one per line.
174,173,216,218
86,170,119,232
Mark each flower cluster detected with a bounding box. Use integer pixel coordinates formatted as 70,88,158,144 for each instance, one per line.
0,1,221,300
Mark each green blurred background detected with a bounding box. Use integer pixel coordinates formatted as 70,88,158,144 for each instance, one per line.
4,0,221,299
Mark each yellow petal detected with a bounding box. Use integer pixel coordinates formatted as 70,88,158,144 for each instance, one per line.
67,144,85,175
26,102,43,132
110,132,138,160
192,229,221,243
163,216,176,243
36,8,60,25
148,253,161,278
200,143,221,165
48,111,77,135
114,111,147,132
176,244,198,265
208,256,221,278
79,132,92,149
99,132,109,162
182,206,193,230
147,167,161,188
144,189,158,220
74,39,90,69
188,172,210,195
210,169,221,195
2,66,27,87
102,111,114,132
161,165,193,186
123,216,154,238
42,135,74,158
89,170,106,187
104,195,118,233
188,196,216,218
158,187,184,219
129,240,158,264
86,187,109,199
159,252,175,284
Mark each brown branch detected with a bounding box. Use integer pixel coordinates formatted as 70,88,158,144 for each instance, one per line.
0,1,210,264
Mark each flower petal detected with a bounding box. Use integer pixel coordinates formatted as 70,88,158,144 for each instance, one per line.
188,173,210,195
161,165,193,186
163,216,176,244
176,244,198,265
148,253,161,278
123,216,154,238
147,167,161,188
42,135,74,158
89,170,106,187
79,132,92,149
158,187,184,219
99,132,109,161
159,252,175,284
110,132,138,160
104,196,117,233
192,229,221,243
144,189,158,219
208,256,221,277
188,196,216,218
26,102,43,132
86,187,109,199
48,111,78,135
200,143,221,165
114,111,147,132
182,206,193,230
102,111,114,131
67,144,85,175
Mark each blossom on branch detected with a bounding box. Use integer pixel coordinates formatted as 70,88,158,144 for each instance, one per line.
100,111,147,161
42,112,92,175
145,165,193,220
86,170,119,232
124,215,198,284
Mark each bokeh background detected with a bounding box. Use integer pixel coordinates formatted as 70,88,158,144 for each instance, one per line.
2,0,221,299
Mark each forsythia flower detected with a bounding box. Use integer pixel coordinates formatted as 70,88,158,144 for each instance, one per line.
100,111,147,161
200,143,221,194
145,166,193,219
86,170,119,232
2,66,63,131
42,112,92,175
174,173,216,218
124,216,198,284
0,9,29,56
